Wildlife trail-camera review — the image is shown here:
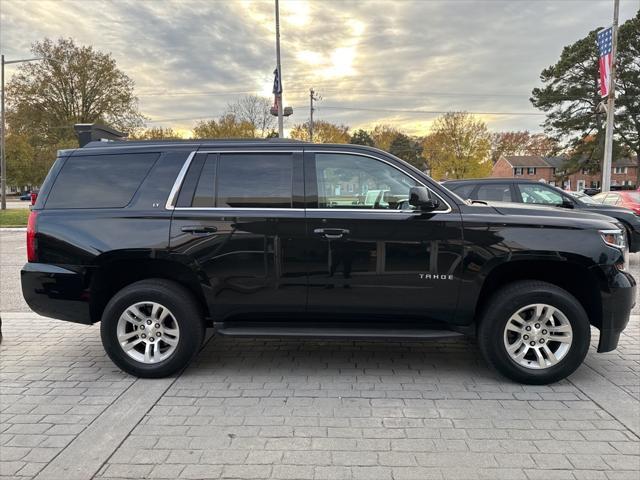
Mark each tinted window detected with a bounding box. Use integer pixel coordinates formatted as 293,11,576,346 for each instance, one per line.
47,153,159,209
192,155,217,207
476,184,512,202
518,184,564,205
315,153,419,210
448,183,476,200
216,153,293,208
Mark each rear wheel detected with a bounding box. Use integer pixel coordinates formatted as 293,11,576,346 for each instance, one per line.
478,281,591,384
100,279,204,378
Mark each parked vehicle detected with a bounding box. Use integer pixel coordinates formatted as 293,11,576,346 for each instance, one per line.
443,178,640,253
592,190,640,215
22,141,635,384
19,191,33,201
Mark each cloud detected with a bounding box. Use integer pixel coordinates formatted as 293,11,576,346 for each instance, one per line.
1,0,638,135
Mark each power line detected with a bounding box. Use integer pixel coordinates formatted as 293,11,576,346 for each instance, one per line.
316,105,546,117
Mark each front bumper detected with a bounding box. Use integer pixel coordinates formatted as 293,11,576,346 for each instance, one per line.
594,267,636,352
21,263,92,324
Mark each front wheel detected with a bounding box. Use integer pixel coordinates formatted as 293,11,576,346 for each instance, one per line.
100,279,205,378
478,281,591,384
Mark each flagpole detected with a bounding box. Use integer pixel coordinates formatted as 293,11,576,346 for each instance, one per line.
602,0,619,193
274,0,284,138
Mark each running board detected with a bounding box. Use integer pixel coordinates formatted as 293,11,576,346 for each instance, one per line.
214,324,464,340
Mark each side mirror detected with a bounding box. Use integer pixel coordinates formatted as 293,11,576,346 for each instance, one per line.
560,197,574,209
409,186,439,211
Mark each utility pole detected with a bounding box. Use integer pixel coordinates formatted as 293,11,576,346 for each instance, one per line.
274,0,284,138
309,88,321,142
601,0,619,193
1,55,44,210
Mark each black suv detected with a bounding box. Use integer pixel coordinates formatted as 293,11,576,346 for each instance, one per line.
442,178,640,252
22,141,636,384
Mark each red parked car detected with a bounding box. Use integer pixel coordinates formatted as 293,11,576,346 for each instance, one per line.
592,191,640,215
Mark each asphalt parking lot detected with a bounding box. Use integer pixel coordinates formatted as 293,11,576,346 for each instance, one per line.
1,229,639,480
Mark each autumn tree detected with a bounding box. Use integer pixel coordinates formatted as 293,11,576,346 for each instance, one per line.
531,13,639,174
7,38,144,143
424,112,492,180
370,124,401,152
192,114,256,139
350,129,375,147
290,120,350,143
130,127,182,140
225,95,276,138
490,131,557,162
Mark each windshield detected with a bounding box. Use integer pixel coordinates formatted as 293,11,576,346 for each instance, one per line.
568,191,599,204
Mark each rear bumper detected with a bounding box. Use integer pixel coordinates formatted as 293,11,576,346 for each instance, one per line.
21,263,92,324
594,267,636,352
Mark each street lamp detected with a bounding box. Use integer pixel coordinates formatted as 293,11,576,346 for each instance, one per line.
1,55,44,210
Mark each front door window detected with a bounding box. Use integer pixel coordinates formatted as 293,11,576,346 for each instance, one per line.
315,153,420,210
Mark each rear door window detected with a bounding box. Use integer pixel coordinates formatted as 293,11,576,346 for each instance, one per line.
46,153,159,209
476,184,513,202
447,183,476,200
216,153,293,208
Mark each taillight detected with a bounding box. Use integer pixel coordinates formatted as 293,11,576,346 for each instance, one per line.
27,211,38,262
30,192,38,206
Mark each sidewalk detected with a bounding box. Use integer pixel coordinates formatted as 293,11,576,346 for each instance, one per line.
1,311,638,480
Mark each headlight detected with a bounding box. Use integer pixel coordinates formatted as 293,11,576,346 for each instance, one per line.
600,229,629,272
599,229,625,249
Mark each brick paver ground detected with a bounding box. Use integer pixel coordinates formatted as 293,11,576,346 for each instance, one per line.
1,231,639,479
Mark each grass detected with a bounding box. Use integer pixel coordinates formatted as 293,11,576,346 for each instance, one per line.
0,209,30,227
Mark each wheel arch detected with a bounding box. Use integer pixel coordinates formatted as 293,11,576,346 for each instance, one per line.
475,259,603,330
88,256,210,324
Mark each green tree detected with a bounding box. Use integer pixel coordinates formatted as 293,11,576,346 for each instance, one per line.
192,114,256,139
350,129,375,146
616,12,640,183
424,112,492,180
530,14,639,174
389,133,424,168
6,38,145,143
290,120,350,143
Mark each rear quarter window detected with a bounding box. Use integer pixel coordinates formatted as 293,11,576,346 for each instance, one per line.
46,153,160,209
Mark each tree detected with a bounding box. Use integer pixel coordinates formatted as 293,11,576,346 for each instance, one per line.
370,124,401,152
290,120,350,143
388,133,423,168
530,14,639,174
490,131,557,162
130,127,182,140
225,95,276,138
616,12,640,184
6,38,145,144
192,114,256,139
424,112,492,180
350,129,375,146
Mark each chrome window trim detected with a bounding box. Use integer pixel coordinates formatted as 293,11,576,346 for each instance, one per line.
308,150,452,214
165,151,197,210
166,148,453,214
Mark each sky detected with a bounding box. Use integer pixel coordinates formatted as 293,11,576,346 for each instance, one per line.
1,0,639,137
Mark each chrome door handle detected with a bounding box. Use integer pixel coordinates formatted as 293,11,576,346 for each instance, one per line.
314,228,350,240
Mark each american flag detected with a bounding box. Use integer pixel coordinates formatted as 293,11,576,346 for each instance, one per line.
597,27,613,97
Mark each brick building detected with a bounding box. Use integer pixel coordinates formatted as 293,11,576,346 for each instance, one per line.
491,155,638,190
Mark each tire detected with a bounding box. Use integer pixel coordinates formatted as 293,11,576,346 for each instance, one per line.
100,279,205,378
477,280,590,385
